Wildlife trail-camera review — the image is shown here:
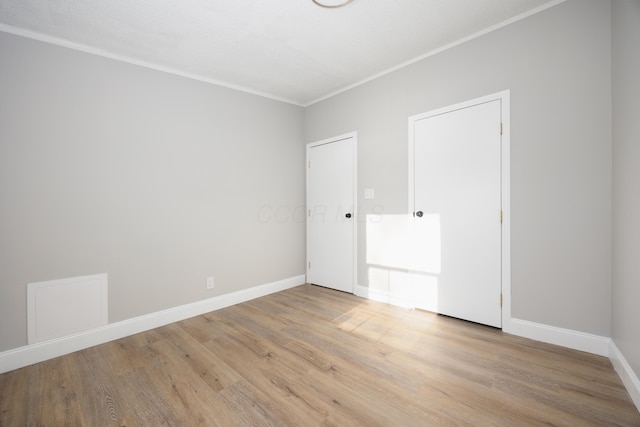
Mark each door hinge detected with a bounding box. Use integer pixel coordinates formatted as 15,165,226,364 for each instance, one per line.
308,209,311,217
500,210,503,223
500,122,503,135
308,160,311,168
308,261,311,269
500,293,503,307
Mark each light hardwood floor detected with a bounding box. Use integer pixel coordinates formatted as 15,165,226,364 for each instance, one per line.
1,284,638,426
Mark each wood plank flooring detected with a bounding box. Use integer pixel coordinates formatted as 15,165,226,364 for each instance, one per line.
1,284,638,426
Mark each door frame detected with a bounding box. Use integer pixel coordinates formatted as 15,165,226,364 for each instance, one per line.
306,132,358,293
408,90,511,328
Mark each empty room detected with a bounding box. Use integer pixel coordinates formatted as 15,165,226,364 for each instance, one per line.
1,0,639,425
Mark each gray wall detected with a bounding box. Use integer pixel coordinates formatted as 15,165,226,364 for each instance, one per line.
305,0,613,336
0,32,305,352
612,1,640,378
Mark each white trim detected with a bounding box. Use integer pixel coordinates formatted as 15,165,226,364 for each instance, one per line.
306,132,358,294
305,0,567,106
500,94,512,326
610,341,640,411
0,275,304,374
503,318,611,357
1,2,566,109
408,90,511,328
354,284,413,308
0,24,300,107
306,131,357,149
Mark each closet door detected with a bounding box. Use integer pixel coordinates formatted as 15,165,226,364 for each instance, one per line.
307,133,356,293
411,100,502,327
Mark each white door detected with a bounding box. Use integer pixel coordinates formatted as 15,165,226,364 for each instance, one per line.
307,134,356,293
411,99,502,327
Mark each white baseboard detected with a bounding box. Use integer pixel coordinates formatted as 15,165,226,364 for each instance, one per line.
609,341,640,411
354,288,612,358
503,318,611,357
0,275,305,374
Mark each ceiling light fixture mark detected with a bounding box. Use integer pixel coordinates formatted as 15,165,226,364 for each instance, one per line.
312,0,354,9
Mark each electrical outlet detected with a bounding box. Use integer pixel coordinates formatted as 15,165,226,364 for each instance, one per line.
206,276,215,290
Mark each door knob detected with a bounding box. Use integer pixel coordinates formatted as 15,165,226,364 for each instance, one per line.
345,213,352,218
415,211,423,217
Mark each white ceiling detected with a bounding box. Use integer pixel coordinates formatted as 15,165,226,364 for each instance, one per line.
0,0,560,106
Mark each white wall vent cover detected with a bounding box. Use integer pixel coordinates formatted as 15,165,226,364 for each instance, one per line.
27,273,108,344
